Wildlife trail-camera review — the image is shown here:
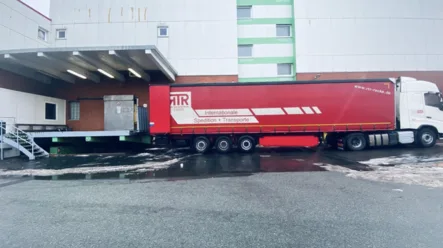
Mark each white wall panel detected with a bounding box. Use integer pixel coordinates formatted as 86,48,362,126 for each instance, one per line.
253,44,292,57
253,6,292,19
239,64,278,78
171,58,238,76
295,0,443,73
0,88,66,126
49,0,238,76
238,24,278,38
0,0,51,50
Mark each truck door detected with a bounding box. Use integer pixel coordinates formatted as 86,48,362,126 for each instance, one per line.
423,92,443,133
406,92,426,129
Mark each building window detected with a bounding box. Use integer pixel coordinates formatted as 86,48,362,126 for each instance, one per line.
69,101,80,120
45,103,57,120
158,26,168,37
56,29,66,39
238,45,253,57
276,24,291,37
38,27,48,41
277,63,293,76
237,6,252,19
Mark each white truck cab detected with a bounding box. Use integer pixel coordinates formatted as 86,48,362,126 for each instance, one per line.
396,77,443,147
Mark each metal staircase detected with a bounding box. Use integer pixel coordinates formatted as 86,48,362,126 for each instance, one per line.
0,124,49,160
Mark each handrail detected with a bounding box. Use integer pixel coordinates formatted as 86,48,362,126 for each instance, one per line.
0,123,48,160
0,124,33,146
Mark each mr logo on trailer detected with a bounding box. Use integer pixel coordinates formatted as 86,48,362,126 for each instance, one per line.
170,92,191,106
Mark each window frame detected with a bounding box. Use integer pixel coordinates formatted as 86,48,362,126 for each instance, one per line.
157,26,169,37
45,102,57,121
276,24,292,37
69,101,80,121
238,44,253,57
38,27,48,41
56,29,67,40
277,63,293,76
237,6,252,19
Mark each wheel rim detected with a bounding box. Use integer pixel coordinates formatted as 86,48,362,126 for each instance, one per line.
422,133,434,145
218,140,229,151
351,138,362,149
241,139,252,151
196,140,207,152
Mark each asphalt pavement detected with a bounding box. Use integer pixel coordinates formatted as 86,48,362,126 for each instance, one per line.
1,145,443,247
0,169,442,247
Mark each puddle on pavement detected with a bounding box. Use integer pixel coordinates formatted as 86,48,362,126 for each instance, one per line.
0,148,187,171
123,152,330,181
2,147,372,181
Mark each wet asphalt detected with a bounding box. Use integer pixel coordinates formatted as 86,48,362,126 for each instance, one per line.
2,144,443,180
0,145,443,247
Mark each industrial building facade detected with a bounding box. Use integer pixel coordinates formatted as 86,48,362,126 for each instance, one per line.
0,0,443,134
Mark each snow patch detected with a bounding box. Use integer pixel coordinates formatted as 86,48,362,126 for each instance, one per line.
145,147,167,151
99,156,115,160
322,162,443,188
128,153,155,158
0,158,188,177
359,154,443,166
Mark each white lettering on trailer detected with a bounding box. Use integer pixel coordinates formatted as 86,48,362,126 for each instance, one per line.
170,92,192,106
195,109,253,117
312,106,322,114
302,107,315,114
170,92,323,125
193,117,258,124
354,85,392,95
284,107,304,115
252,108,285,116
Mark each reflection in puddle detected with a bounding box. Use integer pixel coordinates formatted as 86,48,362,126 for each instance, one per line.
126,153,326,181
5,147,370,181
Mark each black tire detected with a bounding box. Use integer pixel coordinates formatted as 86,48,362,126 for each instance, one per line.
193,136,211,153
215,136,232,153
345,133,367,151
417,128,437,148
238,136,256,153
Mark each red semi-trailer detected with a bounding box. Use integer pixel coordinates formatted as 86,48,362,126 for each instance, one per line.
149,78,443,153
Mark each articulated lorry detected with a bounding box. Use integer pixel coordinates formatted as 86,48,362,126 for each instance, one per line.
148,77,443,153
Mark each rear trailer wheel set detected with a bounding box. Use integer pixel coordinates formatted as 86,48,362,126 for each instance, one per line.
191,135,256,154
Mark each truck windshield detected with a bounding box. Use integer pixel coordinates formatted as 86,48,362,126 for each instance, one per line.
424,92,443,110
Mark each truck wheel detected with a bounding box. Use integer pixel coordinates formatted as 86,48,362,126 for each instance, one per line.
193,136,211,153
238,136,255,153
215,136,232,153
417,128,437,148
346,133,367,151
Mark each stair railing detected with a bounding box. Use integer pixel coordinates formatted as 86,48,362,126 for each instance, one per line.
0,123,35,160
